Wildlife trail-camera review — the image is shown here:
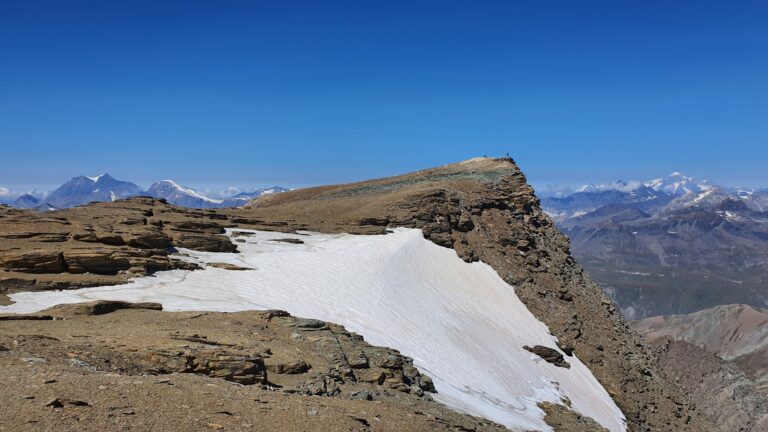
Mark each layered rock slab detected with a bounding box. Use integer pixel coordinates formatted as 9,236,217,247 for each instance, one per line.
0,302,501,432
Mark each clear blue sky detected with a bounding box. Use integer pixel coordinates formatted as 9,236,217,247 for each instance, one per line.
1,0,767,193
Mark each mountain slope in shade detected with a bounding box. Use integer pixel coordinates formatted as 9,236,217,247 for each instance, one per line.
45,174,143,208
11,194,40,209
633,304,768,431
633,304,768,379
146,180,224,208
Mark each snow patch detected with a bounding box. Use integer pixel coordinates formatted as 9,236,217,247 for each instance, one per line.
0,228,626,431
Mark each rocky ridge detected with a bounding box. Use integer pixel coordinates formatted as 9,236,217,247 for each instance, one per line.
243,157,710,431
0,157,714,430
0,197,242,299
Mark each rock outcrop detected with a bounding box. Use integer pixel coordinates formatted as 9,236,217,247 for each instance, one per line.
0,198,238,294
0,303,502,431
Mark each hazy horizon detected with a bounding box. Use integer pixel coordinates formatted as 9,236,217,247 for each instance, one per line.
1,161,763,202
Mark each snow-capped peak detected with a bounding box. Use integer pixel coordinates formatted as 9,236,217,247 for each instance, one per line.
644,172,713,195
575,180,643,193
151,180,224,204
86,174,107,183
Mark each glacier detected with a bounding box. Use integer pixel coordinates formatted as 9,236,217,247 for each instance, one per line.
0,228,626,431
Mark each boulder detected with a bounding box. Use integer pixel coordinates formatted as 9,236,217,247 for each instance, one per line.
190,351,267,385
524,345,571,368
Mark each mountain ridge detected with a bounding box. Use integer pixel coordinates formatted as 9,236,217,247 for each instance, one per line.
0,174,287,210
542,173,768,319
0,157,711,430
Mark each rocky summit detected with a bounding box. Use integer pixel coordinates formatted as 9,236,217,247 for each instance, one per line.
0,157,714,431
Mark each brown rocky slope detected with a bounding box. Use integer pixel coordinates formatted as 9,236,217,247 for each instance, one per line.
0,157,712,430
633,304,768,431
0,301,506,431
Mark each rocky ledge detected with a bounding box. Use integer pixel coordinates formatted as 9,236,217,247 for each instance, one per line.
0,301,502,431
0,198,242,296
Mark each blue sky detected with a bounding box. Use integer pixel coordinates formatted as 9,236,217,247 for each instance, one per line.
1,0,767,194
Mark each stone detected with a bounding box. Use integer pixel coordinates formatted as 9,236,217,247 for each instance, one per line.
350,390,374,401
208,262,252,271
270,238,304,244
45,398,64,408
524,345,571,368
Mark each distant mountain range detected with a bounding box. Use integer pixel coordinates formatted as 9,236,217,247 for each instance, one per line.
0,174,287,210
541,173,768,319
